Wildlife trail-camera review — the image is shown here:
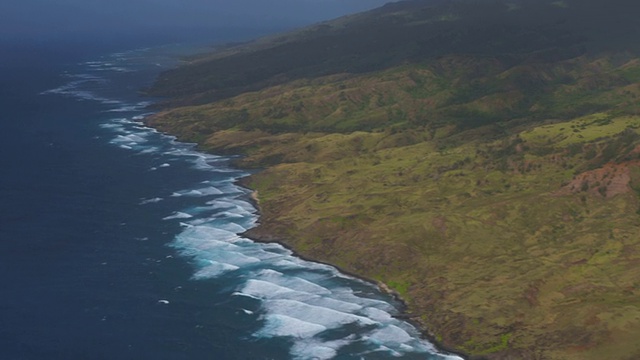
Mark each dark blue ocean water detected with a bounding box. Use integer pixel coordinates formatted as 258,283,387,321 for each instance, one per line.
0,40,462,360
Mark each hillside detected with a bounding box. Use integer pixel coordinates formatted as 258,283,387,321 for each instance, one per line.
147,0,640,106
146,0,640,359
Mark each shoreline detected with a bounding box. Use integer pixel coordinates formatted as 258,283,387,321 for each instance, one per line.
141,114,478,359
234,175,473,360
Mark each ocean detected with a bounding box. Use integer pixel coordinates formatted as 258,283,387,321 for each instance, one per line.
0,38,463,360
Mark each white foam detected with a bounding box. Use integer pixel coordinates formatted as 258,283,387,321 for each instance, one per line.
203,201,254,218
217,211,245,219
361,307,394,322
399,343,415,352
242,279,363,314
193,261,240,278
139,197,163,205
242,279,298,298
216,222,247,233
306,296,363,313
192,154,225,170
290,339,350,360
373,345,403,357
256,314,326,338
366,325,412,345
171,190,198,197
159,163,170,168
183,250,259,278
232,292,261,300
254,270,332,295
444,355,465,360
41,81,120,104
171,187,223,197
204,199,237,209
138,146,160,154
163,212,193,220
271,259,305,270
234,247,284,263
99,123,125,131
263,299,375,329
112,133,147,143
194,238,245,253
108,105,144,113
218,250,261,265
133,124,154,131
175,226,240,244
106,67,132,72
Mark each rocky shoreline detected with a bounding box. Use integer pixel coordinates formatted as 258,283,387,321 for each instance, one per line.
234,176,473,360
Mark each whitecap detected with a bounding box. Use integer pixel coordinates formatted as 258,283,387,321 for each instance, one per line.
215,222,247,233
399,343,415,352
256,314,327,338
138,146,160,154
232,292,261,300
171,187,223,197
290,339,351,360
360,307,394,322
241,279,299,299
107,105,144,113
306,296,363,313
204,199,238,209
215,211,245,219
254,271,333,296
271,259,305,270
139,197,163,205
111,133,147,143
99,123,125,131
163,212,193,220
193,261,240,279
261,299,376,331
174,226,240,245
365,325,412,345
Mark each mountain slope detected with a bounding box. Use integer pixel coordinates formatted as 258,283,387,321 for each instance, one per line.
147,0,640,106
146,0,640,359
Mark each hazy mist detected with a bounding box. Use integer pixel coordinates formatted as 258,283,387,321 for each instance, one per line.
1,0,393,41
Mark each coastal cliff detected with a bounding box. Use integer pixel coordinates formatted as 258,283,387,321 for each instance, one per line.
146,0,640,358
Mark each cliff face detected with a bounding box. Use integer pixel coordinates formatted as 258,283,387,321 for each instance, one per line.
146,0,640,358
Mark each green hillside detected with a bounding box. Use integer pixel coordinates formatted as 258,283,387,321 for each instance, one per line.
147,0,640,106
146,0,640,359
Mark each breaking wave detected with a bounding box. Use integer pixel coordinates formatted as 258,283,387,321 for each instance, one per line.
42,47,464,360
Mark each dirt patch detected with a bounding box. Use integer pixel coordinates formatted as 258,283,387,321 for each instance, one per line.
557,161,640,198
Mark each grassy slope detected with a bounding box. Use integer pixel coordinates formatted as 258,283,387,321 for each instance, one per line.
144,0,640,358
147,52,640,359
